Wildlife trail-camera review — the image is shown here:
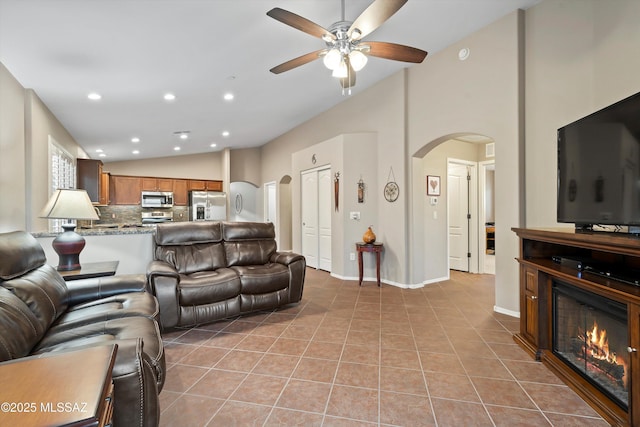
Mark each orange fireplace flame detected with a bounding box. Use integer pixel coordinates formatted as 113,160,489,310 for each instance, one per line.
579,320,628,388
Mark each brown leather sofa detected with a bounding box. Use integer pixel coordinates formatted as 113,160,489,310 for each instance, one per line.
0,231,165,427
147,221,306,328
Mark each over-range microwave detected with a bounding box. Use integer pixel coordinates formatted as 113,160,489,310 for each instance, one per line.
141,191,173,208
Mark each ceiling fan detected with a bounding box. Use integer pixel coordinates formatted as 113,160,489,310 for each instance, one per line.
267,0,428,91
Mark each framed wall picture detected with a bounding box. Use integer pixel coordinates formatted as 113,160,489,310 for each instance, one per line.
427,175,440,196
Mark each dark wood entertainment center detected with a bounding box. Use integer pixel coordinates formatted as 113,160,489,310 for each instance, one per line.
513,227,640,426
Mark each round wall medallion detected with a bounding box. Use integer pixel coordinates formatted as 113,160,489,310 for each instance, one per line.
384,181,399,202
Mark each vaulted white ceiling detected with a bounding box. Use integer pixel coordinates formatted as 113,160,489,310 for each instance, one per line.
0,0,540,162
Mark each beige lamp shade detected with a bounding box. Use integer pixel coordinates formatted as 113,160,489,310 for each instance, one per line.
40,189,99,220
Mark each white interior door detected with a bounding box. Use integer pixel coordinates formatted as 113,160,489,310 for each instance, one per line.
318,168,332,271
301,170,318,269
449,163,470,272
265,182,276,223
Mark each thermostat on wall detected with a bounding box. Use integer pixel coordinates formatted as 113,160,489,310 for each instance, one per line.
430,197,438,206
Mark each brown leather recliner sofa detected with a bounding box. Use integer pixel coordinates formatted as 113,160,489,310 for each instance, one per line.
0,231,165,427
147,221,306,329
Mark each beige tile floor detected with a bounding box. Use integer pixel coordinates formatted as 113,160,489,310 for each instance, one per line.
159,268,609,426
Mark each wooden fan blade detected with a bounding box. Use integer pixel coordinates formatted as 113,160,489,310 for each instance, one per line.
270,50,325,74
267,7,336,41
348,0,407,40
364,41,427,63
339,60,356,89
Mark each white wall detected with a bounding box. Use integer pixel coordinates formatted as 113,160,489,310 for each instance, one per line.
0,63,26,232
408,11,524,314
291,133,378,280
229,181,259,222
525,0,640,228
105,151,224,180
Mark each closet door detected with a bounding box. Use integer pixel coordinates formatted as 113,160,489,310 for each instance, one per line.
301,167,332,271
301,170,319,268
318,168,332,271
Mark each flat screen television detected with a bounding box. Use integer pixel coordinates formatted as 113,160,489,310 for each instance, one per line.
557,91,640,230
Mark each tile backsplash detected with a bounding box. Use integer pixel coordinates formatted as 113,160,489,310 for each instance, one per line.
79,205,190,227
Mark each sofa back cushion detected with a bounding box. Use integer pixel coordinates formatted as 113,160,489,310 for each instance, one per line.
0,231,48,280
222,222,277,266
0,231,69,360
154,221,226,274
0,287,44,361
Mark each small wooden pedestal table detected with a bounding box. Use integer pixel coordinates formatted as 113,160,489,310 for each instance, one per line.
356,242,384,287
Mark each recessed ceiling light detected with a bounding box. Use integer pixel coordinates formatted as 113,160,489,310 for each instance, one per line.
179,133,188,140
222,131,230,137
87,92,102,100
164,93,176,101
98,153,106,157
132,150,140,155
131,137,140,143
95,148,103,153
210,143,217,148
174,146,181,151
223,93,234,101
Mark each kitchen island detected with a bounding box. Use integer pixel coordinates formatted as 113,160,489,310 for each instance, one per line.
33,226,155,275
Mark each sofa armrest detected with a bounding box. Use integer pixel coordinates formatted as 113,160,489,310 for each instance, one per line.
146,260,181,329
65,274,148,306
270,251,305,266
270,252,306,304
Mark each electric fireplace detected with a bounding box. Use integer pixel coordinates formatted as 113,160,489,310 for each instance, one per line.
553,280,629,411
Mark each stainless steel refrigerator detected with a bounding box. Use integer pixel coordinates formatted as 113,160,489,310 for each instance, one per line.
188,191,227,221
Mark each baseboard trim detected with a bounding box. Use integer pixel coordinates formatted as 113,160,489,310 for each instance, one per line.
494,305,520,318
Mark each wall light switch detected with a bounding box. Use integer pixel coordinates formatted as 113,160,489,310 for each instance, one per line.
350,253,356,261
433,211,438,220
350,212,361,220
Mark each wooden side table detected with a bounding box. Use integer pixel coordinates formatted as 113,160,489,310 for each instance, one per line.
356,242,384,286
0,344,117,427
58,261,119,281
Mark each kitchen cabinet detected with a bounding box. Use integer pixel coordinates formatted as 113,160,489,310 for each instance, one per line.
141,177,173,192
109,176,141,205
99,172,110,205
188,180,223,191
107,174,222,206
172,179,189,206
77,159,105,205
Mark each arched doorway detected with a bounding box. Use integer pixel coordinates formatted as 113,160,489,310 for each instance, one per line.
411,133,495,284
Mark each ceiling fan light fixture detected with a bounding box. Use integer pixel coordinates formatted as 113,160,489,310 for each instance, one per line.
323,48,341,70
332,59,348,78
349,50,368,71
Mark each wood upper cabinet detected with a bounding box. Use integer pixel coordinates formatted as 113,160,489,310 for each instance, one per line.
141,177,173,192
108,174,222,206
109,175,141,205
172,179,189,205
99,172,110,205
188,180,222,191
77,159,104,204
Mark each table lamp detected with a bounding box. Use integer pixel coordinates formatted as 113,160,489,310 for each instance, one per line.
39,189,99,271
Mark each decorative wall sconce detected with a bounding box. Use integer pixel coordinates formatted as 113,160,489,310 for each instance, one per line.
358,178,365,203
334,172,340,211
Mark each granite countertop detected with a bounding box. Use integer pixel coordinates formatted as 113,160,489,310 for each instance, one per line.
32,225,156,238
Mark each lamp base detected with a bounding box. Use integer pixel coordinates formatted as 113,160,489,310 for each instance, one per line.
52,223,86,271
